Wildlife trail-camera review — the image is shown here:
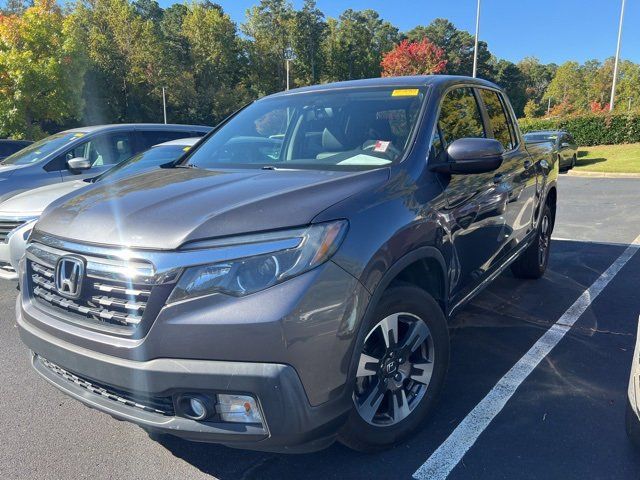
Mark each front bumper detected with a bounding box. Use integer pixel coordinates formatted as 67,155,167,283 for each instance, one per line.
17,258,370,452
18,301,352,453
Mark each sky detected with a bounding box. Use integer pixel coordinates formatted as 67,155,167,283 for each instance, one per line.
157,0,640,65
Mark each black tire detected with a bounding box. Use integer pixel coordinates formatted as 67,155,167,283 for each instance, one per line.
338,284,449,452
511,203,552,279
626,400,640,449
570,154,576,170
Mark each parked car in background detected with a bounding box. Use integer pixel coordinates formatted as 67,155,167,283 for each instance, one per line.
0,124,211,203
627,317,640,448
0,139,33,161
17,76,557,453
524,130,577,171
0,137,202,280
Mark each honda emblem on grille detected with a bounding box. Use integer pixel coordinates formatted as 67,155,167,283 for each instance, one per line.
55,256,85,299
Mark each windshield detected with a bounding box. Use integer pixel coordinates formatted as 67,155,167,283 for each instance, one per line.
524,133,558,143
184,87,426,170
96,144,191,182
1,132,84,166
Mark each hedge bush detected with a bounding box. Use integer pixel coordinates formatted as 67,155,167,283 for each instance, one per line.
518,113,640,146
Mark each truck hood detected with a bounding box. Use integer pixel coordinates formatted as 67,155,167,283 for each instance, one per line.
0,180,87,217
36,167,389,250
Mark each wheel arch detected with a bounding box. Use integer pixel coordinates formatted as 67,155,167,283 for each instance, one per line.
345,247,449,386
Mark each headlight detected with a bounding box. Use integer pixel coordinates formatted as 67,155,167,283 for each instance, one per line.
168,220,348,302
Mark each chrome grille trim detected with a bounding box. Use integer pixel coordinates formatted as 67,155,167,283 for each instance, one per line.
40,357,175,416
30,259,146,329
0,219,25,243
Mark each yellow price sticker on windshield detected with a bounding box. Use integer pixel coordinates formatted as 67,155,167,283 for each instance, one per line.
183,146,191,152
392,89,420,97
73,133,85,138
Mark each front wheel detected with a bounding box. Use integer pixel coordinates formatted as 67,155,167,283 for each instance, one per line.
338,285,449,452
511,204,552,279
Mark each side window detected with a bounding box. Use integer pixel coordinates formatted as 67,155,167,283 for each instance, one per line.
478,89,515,151
438,87,485,146
136,131,189,151
45,137,106,172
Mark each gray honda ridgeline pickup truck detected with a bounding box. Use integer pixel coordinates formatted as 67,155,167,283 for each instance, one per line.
17,76,556,453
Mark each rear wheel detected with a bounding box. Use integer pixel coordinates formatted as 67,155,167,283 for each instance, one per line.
338,285,449,452
511,204,552,279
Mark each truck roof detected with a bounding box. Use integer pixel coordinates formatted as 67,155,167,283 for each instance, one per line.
266,75,502,98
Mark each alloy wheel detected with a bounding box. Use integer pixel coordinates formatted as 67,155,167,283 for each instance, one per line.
354,312,434,426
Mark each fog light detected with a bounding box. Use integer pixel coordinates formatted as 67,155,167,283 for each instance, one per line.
177,394,213,421
217,394,262,424
189,398,207,419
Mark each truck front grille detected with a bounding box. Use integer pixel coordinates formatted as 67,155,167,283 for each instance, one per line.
0,219,24,243
24,235,171,336
40,357,175,416
29,260,150,332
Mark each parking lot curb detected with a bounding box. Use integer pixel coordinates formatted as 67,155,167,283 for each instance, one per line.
568,170,640,178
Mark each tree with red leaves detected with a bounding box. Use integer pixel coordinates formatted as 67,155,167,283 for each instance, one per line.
381,38,447,77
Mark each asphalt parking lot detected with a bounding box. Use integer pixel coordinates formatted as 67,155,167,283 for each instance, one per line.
1,175,639,480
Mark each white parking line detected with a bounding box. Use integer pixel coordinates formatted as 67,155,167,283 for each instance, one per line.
413,234,640,480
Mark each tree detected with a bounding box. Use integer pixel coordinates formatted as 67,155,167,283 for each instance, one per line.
544,61,587,113
323,9,399,81
380,39,446,77
290,0,325,85
132,0,162,22
243,0,294,95
492,59,526,116
180,2,250,124
0,0,29,15
73,0,166,123
0,0,86,138
523,99,541,118
517,57,556,106
406,18,492,78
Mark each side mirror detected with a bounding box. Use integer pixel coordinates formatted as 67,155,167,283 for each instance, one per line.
430,138,504,174
67,157,91,172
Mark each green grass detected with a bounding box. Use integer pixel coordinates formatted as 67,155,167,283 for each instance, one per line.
574,143,640,173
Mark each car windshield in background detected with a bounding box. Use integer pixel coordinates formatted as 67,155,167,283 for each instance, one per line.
524,133,558,143
96,144,191,182
184,87,426,170
1,132,83,166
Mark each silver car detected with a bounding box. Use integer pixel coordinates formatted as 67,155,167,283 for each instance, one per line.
0,137,202,280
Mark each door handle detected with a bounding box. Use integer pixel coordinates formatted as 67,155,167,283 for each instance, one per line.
493,173,504,184
524,159,533,169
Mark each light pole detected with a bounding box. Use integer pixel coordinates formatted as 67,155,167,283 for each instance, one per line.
610,0,626,111
472,0,481,78
284,47,295,91
162,87,167,124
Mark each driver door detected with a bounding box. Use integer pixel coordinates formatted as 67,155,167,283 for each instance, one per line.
58,133,133,181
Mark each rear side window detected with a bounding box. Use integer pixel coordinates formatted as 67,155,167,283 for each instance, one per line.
438,87,485,146
136,130,190,150
478,89,515,151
